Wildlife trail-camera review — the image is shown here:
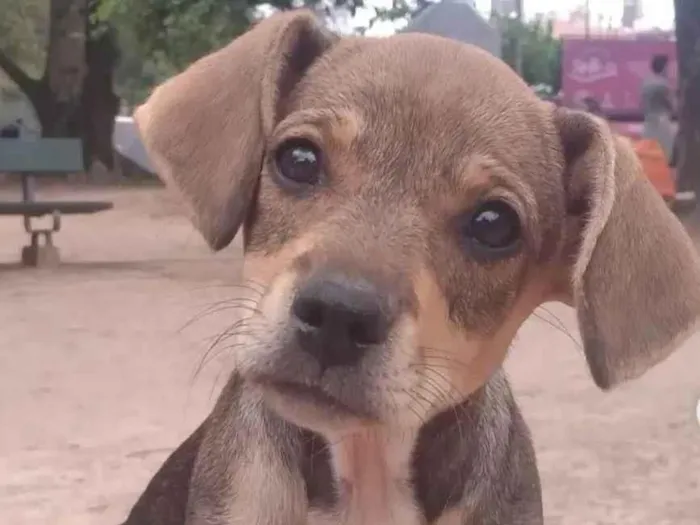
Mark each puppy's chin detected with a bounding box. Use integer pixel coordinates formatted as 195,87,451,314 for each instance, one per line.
243,357,407,435
255,378,378,434
237,322,431,434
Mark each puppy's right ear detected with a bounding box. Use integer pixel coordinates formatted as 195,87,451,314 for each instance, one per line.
555,109,700,389
134,10,335,250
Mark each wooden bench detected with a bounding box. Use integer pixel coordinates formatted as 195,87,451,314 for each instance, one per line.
0,138,113,267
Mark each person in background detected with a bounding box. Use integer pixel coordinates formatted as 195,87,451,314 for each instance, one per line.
641,54,675,163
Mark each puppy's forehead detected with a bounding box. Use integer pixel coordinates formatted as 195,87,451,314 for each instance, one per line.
292,34,555,170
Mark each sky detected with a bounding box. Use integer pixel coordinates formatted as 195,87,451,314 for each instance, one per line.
357,0,676,36
475,0,676,29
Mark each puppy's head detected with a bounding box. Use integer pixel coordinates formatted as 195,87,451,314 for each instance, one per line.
135,11,700,435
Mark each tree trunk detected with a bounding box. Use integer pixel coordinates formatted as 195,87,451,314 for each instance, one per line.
0,0,119,171
82,26,119,170
40,0,88,137
674,0,700,201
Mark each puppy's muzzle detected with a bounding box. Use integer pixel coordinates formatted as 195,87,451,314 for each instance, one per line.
291,272,392,371
247,263,412,427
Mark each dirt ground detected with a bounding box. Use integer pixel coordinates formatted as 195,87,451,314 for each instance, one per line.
0,185,698,525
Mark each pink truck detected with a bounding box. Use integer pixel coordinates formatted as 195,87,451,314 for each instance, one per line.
561,35,678,130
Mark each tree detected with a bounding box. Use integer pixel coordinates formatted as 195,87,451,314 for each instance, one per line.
43,0,88,136
0,0,118,169
0,0,404,170
674,0,700,203
98,0,255,76
498,15,561,92
0,0,48,93
101,0,372,105
0,0,88,137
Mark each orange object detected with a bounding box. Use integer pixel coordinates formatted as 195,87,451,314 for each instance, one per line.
632,138,676,201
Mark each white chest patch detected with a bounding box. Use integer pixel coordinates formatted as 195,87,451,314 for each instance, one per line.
225,421,468,525
307,429,424,525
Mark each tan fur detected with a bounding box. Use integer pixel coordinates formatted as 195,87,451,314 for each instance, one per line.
272,109,362,150
130,9,700,525
225,390,307,525
433,509,467,525
242,234,321,285
413,268,499,405
412,265,547,417
325,110,364,153
308,428,422,525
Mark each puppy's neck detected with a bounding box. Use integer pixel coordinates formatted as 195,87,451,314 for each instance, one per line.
324,426,420,524
199,373,518,524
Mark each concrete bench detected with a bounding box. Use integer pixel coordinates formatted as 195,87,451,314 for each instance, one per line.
0,138,113,267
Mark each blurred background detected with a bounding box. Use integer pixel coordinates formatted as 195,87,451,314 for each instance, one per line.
1,1,698,184
1,2,699,525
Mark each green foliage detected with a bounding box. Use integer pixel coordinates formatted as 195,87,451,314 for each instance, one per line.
0,0,448,108
95,0,290,104
98,2,182,105
98,0,257,73
499,15,561,92
0,0,49,97
96,0,379,104
99,0,289,104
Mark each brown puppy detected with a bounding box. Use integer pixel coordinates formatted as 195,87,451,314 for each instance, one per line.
124,10,700,525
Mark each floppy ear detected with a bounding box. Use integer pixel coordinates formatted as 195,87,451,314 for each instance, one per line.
134,10,336,250
556,109,700,390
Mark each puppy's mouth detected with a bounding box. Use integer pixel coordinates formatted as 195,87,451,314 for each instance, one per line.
257,376,356,413
251,373,378,423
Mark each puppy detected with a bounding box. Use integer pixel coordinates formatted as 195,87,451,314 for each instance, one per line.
124,10,700,525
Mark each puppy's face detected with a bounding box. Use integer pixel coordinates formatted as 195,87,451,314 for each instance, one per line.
237,40,555,432
135,11,700,436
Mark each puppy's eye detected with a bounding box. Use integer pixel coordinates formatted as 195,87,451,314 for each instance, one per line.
465,200,521,252
274,139,322,186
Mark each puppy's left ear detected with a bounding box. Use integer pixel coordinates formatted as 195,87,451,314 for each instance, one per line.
133,10,336,250
556,109,700,390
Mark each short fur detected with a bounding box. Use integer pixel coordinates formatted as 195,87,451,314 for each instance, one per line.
124,10,700,525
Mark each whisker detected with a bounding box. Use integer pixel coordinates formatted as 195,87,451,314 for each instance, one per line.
420,366,468,444
189,317,266,383
179,303,262,338
532,307,581,350
422,368,462,406
189,280,267,295
399,384,434,420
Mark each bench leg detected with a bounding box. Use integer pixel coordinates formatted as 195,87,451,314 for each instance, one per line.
21,231,61,268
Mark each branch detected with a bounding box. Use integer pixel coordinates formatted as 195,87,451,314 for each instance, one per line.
0,47,40,100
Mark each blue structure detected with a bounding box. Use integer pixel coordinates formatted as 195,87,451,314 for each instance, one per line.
399,0,502,58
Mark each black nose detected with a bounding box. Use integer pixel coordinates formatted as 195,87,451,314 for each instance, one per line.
291,274,390,369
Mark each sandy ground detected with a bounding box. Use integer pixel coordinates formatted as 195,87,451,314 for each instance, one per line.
0,185,698,525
